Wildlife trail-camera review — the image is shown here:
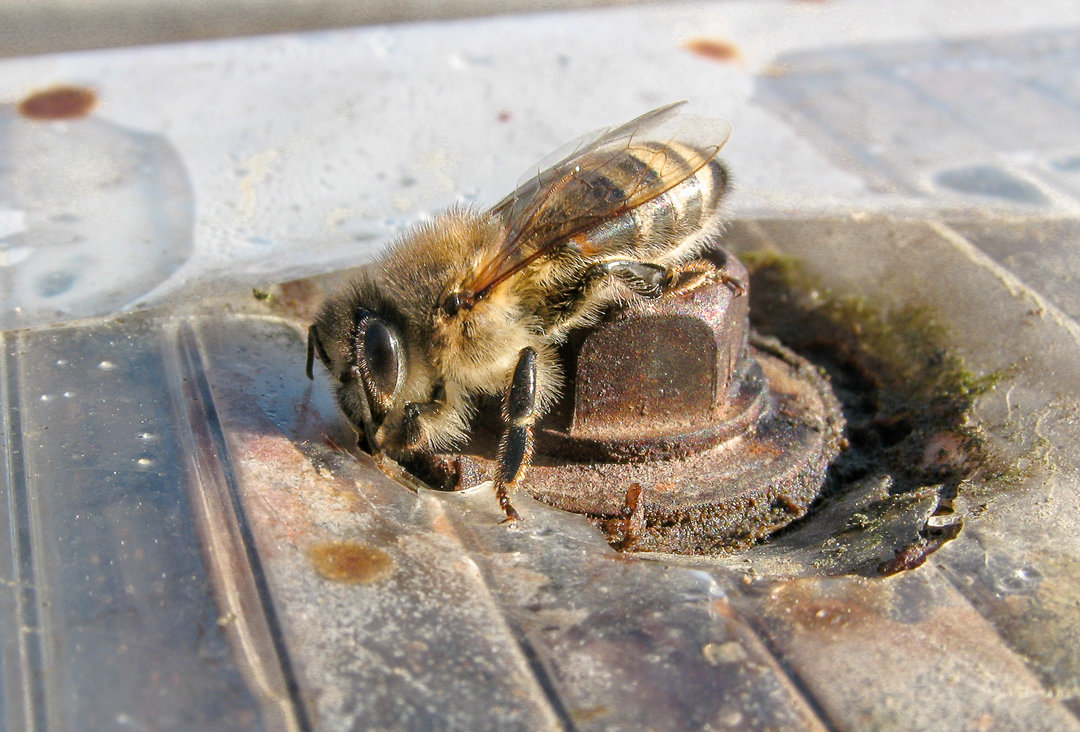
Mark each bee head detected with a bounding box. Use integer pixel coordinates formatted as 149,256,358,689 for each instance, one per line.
308,294,408,454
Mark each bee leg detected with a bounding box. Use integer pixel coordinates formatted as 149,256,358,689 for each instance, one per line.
548,260,675,337
495,346,539,523
400,382,448,450
595,260,672,299
306,324,330,380
401,403,423,448
666,259,745,297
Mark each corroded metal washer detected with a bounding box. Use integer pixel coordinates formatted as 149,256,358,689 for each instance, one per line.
421,249,846,554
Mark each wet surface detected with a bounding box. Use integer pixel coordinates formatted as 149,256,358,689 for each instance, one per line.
0,320,265,730
0,108,193,329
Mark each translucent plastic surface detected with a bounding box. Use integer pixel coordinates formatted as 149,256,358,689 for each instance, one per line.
0,112,192,328
2,4,1080,730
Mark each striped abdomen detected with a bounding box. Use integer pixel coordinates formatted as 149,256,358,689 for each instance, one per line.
564,141,729,263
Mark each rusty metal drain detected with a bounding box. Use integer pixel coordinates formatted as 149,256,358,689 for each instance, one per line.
418,248,846,554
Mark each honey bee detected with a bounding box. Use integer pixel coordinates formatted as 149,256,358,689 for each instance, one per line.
307,102,736,520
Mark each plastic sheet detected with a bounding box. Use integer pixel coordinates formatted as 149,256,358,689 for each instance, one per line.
3,5,1080,730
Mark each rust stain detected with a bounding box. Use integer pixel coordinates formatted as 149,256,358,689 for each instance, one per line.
571,706,612,723
773,579,883,633
274,277,324,320
18,85,97,120
308,541,395,584
496,109,513,123
789,598,864,632
683,38,743,64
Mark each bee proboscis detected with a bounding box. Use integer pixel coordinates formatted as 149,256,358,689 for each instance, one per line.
308,102,737,520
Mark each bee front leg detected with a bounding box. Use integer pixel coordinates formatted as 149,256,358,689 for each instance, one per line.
400,393,447,451
495,346,539,522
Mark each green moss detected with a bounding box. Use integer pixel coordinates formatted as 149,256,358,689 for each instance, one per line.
742,252,1009,500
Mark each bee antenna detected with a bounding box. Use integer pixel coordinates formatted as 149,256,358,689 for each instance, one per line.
306,325,319,380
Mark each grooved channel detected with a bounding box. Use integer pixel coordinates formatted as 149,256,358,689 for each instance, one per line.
0,331,47,732
167,321,311,732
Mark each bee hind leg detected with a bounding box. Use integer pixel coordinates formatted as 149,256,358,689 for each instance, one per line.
494,346,540,523
666,258,745,297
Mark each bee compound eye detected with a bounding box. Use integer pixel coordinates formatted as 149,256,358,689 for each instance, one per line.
359,318,404,408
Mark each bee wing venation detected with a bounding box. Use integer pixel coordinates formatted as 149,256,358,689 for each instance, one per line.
468,103,731,298
489,102,686,216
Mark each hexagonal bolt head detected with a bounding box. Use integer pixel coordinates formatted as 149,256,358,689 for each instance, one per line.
535,248,761,462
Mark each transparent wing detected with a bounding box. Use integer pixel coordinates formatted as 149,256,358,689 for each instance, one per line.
464,102,732,299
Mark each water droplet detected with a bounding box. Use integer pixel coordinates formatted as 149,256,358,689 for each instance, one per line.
62,391,75,398
1015,566,1042,583
138,432,156,441
56,359,69,366
98,360,116,370
39,393,54,402
136,457,154,467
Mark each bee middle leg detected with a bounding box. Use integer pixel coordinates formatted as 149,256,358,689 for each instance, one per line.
548,259,675,337
594,259,674,299
494,346,539,522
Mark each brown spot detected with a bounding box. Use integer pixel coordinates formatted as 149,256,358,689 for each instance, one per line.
496,109,512,123
776,580,881,633
274,277,323,319
308,541,394,584
683,38,743,64
571,706,611,723
790,599,859,631
18,86,97,120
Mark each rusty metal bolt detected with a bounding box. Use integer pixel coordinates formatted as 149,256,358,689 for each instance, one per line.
536,248,762,462
422,247,846,554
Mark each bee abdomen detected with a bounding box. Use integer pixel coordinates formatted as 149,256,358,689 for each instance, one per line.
571,142,728,260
